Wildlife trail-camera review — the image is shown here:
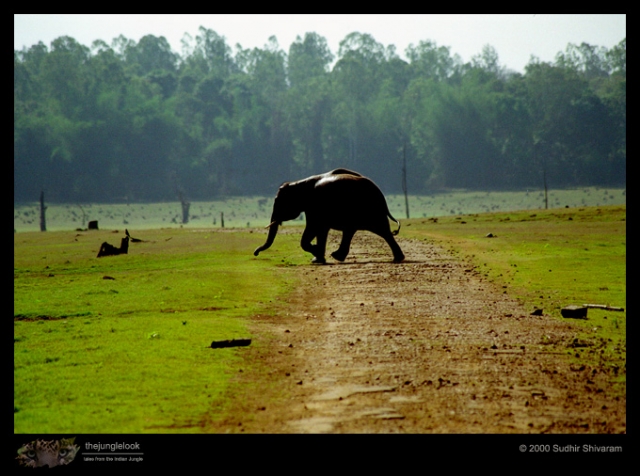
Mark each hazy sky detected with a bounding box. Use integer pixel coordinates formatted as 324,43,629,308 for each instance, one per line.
14,14,626,73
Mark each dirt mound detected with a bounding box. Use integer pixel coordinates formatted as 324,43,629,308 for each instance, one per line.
216,232,625,433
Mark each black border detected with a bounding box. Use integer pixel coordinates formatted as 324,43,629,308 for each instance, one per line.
12,433,628,471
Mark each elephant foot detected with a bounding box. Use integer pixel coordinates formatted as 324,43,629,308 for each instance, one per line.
331,250,348,262
312,256,327,264
393,253,405,263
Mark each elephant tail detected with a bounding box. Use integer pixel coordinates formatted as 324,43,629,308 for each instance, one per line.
389,213,401,236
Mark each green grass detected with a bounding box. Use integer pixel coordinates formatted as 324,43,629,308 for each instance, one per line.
403,205,626,389
14,228,305,433
15,197,626,432
387,186,625,218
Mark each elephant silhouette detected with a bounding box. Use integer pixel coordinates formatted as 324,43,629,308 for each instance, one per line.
254,169,404,263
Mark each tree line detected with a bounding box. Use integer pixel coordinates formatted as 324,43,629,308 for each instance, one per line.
14,29,626,203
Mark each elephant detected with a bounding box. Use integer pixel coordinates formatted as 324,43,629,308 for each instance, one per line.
253,169,405,263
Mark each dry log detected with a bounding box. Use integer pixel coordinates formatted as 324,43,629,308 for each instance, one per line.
210,338,252,349
561,305,588,319
97,236,129,257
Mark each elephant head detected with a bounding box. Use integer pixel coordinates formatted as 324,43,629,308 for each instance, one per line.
253,181,308,256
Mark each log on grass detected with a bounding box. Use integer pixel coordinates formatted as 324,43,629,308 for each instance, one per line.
97,236,129,257
561,305,588,319
210,338,252,349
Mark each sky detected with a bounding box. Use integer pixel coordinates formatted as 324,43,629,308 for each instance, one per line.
14,14,626,74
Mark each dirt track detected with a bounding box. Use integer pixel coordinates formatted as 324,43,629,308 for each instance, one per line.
216,232,626,433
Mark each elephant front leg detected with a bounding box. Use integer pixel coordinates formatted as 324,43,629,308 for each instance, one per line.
313,227,330,263
300,227,326,264
331,229,355,262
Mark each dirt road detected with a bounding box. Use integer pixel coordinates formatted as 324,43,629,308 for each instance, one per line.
216,232,626,433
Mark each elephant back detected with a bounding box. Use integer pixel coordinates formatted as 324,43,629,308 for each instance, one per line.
313,174,392,222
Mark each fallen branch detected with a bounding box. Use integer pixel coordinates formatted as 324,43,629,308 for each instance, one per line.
125,229,143,242
583,304,624,312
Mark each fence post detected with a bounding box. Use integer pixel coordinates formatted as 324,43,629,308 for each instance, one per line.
39,191,47,232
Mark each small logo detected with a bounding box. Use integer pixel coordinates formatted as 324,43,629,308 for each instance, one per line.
16,437,79,468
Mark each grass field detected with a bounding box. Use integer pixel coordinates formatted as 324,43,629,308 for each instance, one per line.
14,228,306,433
14,194,626,432
14,186,625,232
403,204,626,390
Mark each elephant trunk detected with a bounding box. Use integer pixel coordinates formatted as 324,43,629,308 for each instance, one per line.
253,221,280,256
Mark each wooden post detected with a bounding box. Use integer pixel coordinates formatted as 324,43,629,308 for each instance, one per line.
535,140,548,210
180,198,190,224
39,191,47,232
221,212,225,228
78,204,87,227
402,141,410,219
172,172,190,224
543,168,548,210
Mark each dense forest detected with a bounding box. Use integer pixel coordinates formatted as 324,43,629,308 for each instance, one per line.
14,29,626,203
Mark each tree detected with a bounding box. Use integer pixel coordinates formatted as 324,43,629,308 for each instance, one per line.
406,40,462,82
225,37,291,193
195,27,237,77
14,31,626,203
284,33,333,175
123,34,178,76
328,33,386,171
471,44,505,78
287,32,333,87
607,38,626,75
524,60,613,187
555,42,611,80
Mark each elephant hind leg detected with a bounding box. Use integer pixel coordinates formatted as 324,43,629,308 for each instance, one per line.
392,251,405,263
388,236,405,262
390,240,405,263
331,229,355,262
371,228,404,263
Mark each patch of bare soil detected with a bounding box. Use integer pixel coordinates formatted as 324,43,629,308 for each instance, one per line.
214,232,625,434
